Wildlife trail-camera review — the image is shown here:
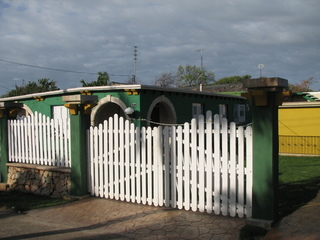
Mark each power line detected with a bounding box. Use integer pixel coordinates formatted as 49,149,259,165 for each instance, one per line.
0,59,130,77
0,84,12,90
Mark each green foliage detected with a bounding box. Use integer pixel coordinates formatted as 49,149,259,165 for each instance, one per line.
2,78,59,97
176,65,215,87
213,75,251,85
80,72,109,87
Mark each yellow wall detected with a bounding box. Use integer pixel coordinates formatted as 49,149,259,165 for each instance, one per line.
279,106,320,137
279,104,320,155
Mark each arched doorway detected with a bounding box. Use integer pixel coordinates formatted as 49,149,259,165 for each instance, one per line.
147,96,177,127
91,95,128,126
11,104,32,120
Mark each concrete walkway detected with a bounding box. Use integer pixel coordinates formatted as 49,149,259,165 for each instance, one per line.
263,190,320,240
0,197,245,240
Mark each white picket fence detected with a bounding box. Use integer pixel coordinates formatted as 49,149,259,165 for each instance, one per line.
8,112,71,167
88,111,253,218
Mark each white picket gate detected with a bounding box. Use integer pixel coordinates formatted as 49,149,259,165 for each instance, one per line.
8,112,71,167
88,111,252,218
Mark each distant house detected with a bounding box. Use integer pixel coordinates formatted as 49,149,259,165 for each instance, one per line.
279,92,320,155
0,85,251,127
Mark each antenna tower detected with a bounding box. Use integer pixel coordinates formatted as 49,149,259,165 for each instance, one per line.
258,64,264,78
133,46,138,83
196,49,204,69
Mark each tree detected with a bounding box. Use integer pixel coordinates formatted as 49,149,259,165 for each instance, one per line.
154,72,176,87
289,77,313,93
213,75,251,85
176,65,215,87
2,78,59,97
80,72,109,87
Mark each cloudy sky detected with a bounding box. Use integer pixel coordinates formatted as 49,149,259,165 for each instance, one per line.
0,0,319,96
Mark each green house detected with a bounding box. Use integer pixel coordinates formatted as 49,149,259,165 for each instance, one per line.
0,85,250,126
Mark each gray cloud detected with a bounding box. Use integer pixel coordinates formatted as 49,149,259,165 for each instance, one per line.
0,0,319,95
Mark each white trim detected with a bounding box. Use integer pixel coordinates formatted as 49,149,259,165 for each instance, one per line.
280,102,320,108
22,104,33,116
0,85,245,102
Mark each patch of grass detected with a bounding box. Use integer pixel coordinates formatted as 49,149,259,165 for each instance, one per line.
278,155,320,218
0,190,75,212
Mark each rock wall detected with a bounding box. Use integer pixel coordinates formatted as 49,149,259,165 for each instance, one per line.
7,163,71,197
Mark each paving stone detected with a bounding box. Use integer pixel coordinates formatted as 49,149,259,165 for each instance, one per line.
0,196,249,239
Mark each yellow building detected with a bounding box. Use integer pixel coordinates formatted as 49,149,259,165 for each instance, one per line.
279,93,320,155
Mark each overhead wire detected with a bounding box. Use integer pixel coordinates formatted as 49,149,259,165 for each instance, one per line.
0,58,130,77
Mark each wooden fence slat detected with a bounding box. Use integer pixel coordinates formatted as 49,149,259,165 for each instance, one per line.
153,127,159,207
99,124,104,197
20,117,25,163
114,114,119,200
198,115,205,212
43,116,48,165
39,113,44,165
170,126,177,208
141,127,147,204
103,120,109,198
93,126,99,196
177,126,183,210
130,123,136,202
214,114,221,215
13,120,17,162
124,120,131,202
191,118,198,212
183,122,191,211
27,117,32,164
221,118,229,216
205,111,213,213
119,117,125,201
108,117,114,199
147,127,153,205
229,122,237,217
136,126,141,204
50,118,55,166
163,126,170,207
237,126,245,218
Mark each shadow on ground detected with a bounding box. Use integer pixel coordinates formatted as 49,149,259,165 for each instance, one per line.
278,176,320,219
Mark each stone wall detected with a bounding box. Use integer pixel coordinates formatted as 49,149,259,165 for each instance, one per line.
6,163,71,197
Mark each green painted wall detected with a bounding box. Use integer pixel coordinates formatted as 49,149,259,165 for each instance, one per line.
19,95,66,118
0,117,8,182
139,90,250,125
13,88,251,127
